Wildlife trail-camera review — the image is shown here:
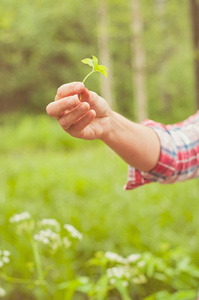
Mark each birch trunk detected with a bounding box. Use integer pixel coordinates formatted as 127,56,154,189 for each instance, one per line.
155,0,171,114
190,0,199,109
130,0,147,122
98,0,114,108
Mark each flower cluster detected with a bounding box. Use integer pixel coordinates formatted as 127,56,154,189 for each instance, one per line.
40,218,61,231
33,219,83,251
102,251,147,286
0,250,11,268
105,252,125,264
64,224,83,240
105,251,141,264
34,229,61,250
9,213,83,251
9,212,31,223
107,266,130,279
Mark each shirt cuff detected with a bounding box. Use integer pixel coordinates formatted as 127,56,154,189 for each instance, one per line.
124,119,177,190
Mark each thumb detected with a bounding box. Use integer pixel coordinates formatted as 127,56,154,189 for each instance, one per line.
79,88,100,108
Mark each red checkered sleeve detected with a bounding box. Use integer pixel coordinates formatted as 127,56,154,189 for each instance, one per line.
124,111,199,190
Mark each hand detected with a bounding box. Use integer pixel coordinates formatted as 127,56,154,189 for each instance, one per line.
46,82,112,140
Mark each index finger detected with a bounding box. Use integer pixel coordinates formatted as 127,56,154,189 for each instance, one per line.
55,82,85,101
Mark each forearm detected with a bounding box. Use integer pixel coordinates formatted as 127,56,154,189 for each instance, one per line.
124,111,199,189
101,111,161,172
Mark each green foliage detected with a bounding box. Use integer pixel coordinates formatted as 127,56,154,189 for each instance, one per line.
80,56,108,100
1,214,199,299
81,56,108,82
0,113,99,153
0,0,98,112
0,0,196,122
1,114,199,299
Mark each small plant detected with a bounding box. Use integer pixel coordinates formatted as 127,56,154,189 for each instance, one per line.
81,55,108,84
1,212,199,299
0,212,86,298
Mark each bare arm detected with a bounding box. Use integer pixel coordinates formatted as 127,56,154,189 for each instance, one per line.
46,82,160,172
101,111,160,171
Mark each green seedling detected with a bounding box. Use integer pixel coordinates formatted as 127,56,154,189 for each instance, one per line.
81,55,108,84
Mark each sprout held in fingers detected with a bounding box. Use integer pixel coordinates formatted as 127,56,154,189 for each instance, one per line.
81,55,108,84
80,55,108,100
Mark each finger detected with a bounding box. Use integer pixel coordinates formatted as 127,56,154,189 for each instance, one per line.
46,96,80,119
80,89,99,108
59,102,90,130
55,82,85,101
68,110,96,135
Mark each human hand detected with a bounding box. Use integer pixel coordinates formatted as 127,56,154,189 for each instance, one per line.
46,82,112,140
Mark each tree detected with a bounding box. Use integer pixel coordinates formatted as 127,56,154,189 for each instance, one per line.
190,0,199,109
130,0,148,122
98,0,114,107
155,0,171,114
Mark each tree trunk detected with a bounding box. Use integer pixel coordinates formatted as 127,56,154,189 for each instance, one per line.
190,0,199,109
130,0,148,122
98,0,114,108
155,0,171,114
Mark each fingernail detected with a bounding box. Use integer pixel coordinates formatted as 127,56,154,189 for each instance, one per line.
75,82,84,92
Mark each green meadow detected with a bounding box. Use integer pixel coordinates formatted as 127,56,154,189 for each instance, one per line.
0,115,199,299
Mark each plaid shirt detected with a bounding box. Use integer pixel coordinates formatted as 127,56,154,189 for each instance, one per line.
125,111,199,190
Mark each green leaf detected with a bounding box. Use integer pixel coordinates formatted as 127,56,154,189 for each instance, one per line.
114,279,131,300
146,260,155,278
81,55,108,84
171,290,197,300
92,55,98,67
143,290,197,300
81,58,94,68
94,64,108,77
93,275,109,300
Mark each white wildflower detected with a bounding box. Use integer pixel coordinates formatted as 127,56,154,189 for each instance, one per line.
34,234,49,244
105,251,125,264
39,229,58,239
104,251,141,265
109,278,115,285
9,212,31,223
2,257,9,264
79,277,89,284
122,281,129,287
3,251,10,257
34,229,61,250
107,266,126,279
41,219,60,231
138,261,145,268
64,224,83,240
0,250,11,267
63,237,72,248
132,275,147,284
0,287,6,297
127,254,141,263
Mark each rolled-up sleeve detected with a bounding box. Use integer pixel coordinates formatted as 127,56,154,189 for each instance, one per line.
124,111,199,190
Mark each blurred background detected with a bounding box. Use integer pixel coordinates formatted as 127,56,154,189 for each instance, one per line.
1,0,199,299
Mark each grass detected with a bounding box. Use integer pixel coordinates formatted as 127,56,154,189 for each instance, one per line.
0,114,199,299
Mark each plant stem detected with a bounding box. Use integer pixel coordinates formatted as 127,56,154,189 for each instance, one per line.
0,271,33,284
31,239,46,293
82,69,95,84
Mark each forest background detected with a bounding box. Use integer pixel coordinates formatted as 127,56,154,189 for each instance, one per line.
1,0,199,299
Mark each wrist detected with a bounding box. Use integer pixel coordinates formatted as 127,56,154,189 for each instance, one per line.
100,111,122,143
100,111,160,172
